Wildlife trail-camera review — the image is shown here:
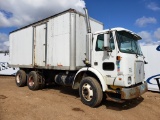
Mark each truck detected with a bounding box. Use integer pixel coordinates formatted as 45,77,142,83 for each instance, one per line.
141,45,160,92
0,52,18,75
9,8,148,107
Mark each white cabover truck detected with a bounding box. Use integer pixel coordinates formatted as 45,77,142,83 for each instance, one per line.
9,9,147,107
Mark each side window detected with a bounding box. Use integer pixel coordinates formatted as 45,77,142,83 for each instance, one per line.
95,33,115,51
96,34,104,51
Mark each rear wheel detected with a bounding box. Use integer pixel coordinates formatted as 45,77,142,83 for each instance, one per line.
27,71,40,90
79,77,103,107
15,70,27,87
27,71,45,90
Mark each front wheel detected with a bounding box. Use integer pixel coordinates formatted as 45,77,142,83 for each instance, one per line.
79,77,103,107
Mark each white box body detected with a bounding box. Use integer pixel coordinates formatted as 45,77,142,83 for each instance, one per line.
9,9,103,70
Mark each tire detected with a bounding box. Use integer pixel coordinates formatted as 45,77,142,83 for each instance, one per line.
79,77,103,107
15,70,27,87
27,71,40,90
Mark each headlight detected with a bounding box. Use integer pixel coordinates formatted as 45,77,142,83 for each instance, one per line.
128,77,132,84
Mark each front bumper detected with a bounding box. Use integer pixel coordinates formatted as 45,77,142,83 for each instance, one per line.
121,82,148,99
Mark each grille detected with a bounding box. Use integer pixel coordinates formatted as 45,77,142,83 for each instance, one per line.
135,61,144,84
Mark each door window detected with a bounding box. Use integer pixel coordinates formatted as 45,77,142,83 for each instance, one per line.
95,33,115,51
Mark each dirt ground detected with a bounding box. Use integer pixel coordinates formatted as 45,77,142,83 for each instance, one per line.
0,76,160,120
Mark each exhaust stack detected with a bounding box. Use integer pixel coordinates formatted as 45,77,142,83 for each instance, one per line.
83,8,92,66
84,8,91,33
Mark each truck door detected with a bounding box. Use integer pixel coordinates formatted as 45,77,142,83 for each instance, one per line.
92,32,117,78
34,23,47,67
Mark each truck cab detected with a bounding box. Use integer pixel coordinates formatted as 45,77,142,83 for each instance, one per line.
93,28,144,85
93,27,147,97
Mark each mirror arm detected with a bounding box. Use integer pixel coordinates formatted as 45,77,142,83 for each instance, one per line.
104,47,112,52
144,60,148,64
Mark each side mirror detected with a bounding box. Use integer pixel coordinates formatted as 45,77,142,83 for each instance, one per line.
104,33,112,52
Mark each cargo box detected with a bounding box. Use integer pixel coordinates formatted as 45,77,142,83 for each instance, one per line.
9,9,103,70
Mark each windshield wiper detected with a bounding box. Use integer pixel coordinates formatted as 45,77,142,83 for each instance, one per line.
126,49,135,53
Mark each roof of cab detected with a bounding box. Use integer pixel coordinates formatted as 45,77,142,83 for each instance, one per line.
94,27,142,40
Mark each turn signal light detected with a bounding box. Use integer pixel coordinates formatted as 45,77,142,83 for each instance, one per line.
117,56,121,61
118,78,122,80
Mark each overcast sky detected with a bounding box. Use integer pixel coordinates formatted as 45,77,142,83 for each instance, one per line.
0,0,160,51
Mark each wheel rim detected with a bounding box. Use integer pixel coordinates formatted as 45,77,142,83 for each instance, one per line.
28,76,34,86
16,74,21,83
82,83,93,101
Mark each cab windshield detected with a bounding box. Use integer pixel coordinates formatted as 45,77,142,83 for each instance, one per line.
117,31,143,55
